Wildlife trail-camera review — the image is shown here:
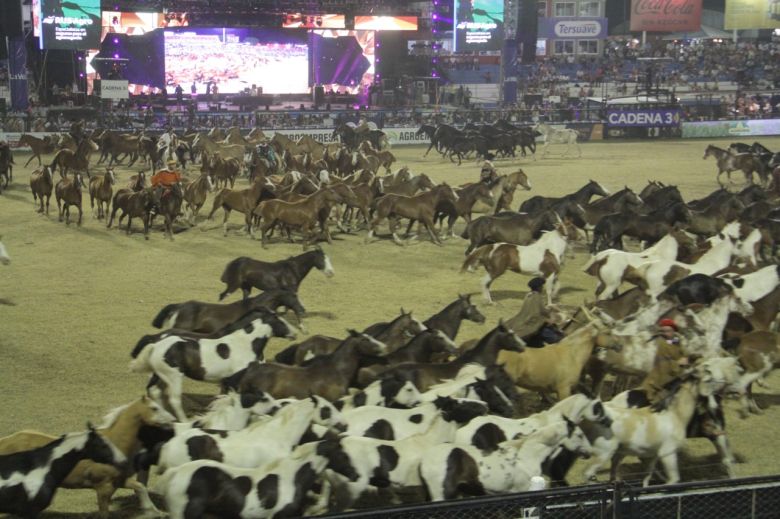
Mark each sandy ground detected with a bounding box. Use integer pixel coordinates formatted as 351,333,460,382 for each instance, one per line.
2,137,780,517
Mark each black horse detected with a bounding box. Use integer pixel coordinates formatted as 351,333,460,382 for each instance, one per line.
519,180,609,214
0,141,14,193
219,248,335,300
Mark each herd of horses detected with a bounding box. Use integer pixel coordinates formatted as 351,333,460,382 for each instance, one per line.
6,125,780,517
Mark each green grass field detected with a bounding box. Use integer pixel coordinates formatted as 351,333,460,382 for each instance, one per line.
2,137,780,517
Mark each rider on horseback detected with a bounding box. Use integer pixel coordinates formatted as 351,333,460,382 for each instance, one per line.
151,160,182,189
480,161,498,184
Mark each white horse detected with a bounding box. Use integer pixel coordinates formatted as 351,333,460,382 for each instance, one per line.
0,237,9,265
534,123,581,158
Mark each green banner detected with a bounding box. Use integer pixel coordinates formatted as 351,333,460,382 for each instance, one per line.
681,119,780,138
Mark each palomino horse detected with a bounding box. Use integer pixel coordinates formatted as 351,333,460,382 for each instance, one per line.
534,122,581,158
0,426,125,518
704,144,767,186
462,220,580,304
88,167,116,219
50,138,99,178
367,183,460,246
218,248,334,300
107,188,154,238
19,134,57,167
55,172,85,225
0,397,174,518
30,165,55,215
182,172,215,223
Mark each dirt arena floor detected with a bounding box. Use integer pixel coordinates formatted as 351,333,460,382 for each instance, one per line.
2,137,780,517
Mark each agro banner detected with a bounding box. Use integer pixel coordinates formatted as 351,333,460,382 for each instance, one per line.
607,109,682,127
681,119,780,138
724,0,780,29
537,18,608,39
630,0,702,32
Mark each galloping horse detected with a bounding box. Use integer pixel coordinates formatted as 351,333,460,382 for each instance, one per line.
55,172,85,226
704,144,767,186
50,137,99,178
88,167,116,219
19,134,57,167
534,123,581,158
182,172,215,223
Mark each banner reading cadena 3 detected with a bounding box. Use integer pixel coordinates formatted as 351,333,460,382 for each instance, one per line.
630,0,702,32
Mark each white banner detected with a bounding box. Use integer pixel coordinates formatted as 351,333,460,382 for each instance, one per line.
98,80,129,99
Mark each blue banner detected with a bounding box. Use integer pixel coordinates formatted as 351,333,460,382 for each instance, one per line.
606,109,681,127
8,37,29,111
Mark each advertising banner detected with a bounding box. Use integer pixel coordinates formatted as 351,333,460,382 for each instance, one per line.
607,109,682,127
8,38,29,111
681,119,780,138
40,0,101,50
630,0,702,32
97,79,129,99
537,18,608,39
724,0,780,29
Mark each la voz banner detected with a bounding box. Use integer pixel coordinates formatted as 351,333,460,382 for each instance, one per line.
537,18,608,39
607,109,682,127
630,0,702,32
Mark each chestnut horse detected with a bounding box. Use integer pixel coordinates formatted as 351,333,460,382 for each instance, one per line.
208,178,275,236
19,134,57,167
88,167,116,219
50,138,99,178
182,172,215,224
30,165,55,215
367,183,460,246
107,188,154,238
253,188,342,248
704,144,767,186
55,172,85,225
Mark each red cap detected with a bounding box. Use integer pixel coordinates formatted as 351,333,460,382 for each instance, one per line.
658,318,678,330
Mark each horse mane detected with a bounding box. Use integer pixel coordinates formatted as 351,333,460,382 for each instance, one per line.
97,400,135,429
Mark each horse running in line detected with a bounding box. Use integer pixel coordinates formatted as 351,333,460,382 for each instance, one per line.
218,248,334,300
30,165,55,215
461,220,580,304
88,167,116,219
534,122,582,158
704,144,767,186
55,171,85,226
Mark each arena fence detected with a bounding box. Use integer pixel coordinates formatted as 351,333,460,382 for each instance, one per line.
318,475,780,519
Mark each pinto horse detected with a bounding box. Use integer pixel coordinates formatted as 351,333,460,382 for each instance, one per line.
0,426,126,518
0,397,174,518
219,248,334,300
367,183,459,246
130,309,296,420
704,144,767,186
461,221,580,304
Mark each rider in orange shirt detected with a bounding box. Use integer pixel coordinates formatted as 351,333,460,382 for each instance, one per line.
151,159,181,188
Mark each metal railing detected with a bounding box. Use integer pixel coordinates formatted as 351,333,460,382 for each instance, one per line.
318,475,780,519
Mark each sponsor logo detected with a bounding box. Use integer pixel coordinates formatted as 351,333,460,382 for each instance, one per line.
607,110,680,126
554,20,602,36
633,0,697,16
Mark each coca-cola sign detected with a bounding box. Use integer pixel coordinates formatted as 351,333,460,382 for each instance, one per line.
630,0,702,32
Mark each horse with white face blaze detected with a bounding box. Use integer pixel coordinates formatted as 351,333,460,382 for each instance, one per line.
219,248,334,300
155,396,346,473
155,439,341,519
420,420,590,501
0,398,174,518
461,220,579,304
0,425,126,517
129,309,296,421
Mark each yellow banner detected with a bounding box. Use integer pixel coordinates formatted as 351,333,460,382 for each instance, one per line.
725,0,780,29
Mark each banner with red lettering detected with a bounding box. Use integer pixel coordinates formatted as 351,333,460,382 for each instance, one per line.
630,0,702,32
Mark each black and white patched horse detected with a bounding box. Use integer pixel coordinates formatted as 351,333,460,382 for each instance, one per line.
129,309,296,420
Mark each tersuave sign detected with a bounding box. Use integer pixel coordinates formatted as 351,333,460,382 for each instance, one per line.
538,18,608,39
630,0,702,32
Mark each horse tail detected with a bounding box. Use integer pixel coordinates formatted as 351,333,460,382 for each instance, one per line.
152,304,178,329
129,334,157,372
461,245,492,273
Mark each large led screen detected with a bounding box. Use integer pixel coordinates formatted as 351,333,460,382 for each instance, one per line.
454,0,504,51
282,14,345,29
310,30,375,96
40,0,101,50
354,16,418,30
164,28,309,94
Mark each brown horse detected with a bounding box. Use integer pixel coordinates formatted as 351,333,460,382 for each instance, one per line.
342,177,385,229
182,172,215,223
127,171,147,191
19,134,57,167
208,178,275,236
704,144,767,186
381,173,436,196
89,168,116,219
224,331,387,400
359,141,396,173
431,181,495,238
150,183,184,241
50,138,99,178
100,131,140,167
107,188,154,238
254,188,342,248
0,141,13,193
30,165,54,215
0,397,174,518
367,183,460,246
204,151,241,188
55,172,85,225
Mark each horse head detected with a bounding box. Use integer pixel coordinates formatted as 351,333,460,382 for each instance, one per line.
307,394,347,432
379,373,422,408
347,330,388,357
311,248,335,277
458,293,486,324
105,167,116,185
495,320,526,352
136,395,177,425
